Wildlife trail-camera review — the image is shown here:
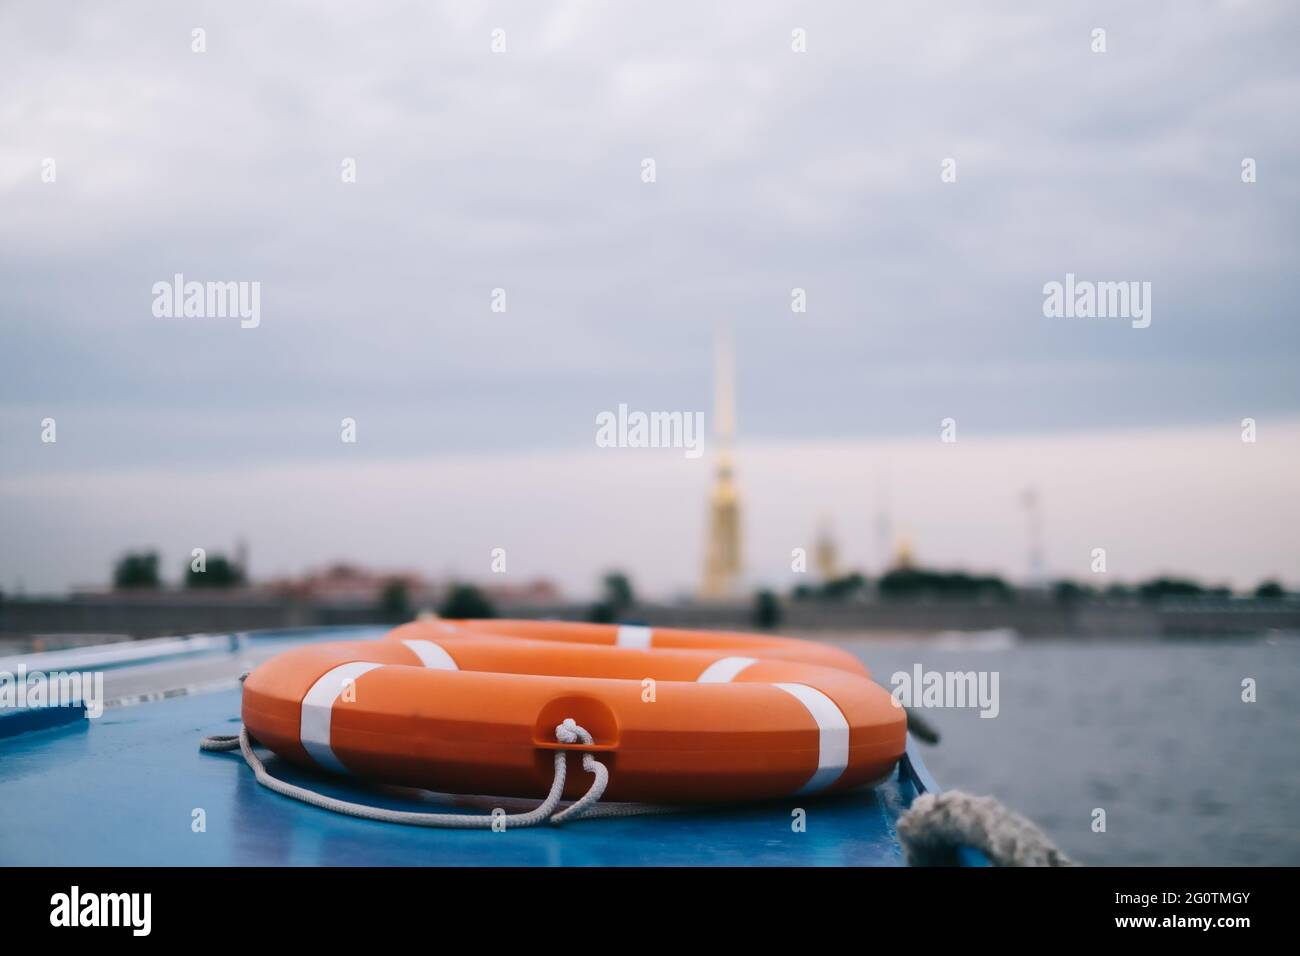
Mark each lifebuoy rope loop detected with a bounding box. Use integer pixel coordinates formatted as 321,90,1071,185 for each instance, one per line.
548,718,609,824
199,718,610,829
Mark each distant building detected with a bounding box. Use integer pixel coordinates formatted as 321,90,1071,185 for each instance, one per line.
1020,486,1048,586
892,535,915,571
701,329,744,599
479,579,564,606
263,562,562,609
814,519,841,582
266,563,431,606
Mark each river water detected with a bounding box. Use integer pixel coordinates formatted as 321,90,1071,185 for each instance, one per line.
828,633,1300,865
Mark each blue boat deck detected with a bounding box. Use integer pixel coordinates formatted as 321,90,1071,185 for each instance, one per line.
0,627,961,866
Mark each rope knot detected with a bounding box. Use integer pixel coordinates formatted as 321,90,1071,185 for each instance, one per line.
554,718,593,746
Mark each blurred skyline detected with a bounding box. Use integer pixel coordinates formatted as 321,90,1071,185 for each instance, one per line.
4,421,1298,597
2,2,1298,595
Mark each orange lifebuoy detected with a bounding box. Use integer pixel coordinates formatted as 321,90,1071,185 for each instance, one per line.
242,619,906,804
429,618,871,674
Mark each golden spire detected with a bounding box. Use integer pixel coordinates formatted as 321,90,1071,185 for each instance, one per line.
814,518,840,582
701,327,743,598
893,534,915,570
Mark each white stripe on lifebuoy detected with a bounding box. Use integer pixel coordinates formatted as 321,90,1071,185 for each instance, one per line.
400,639,459,670
773,682,850,794
615,625,653,649
696,656,758,683
300,661,382,774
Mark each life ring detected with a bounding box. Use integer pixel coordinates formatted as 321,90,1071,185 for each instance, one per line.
419,618,871,675
241,620,905,804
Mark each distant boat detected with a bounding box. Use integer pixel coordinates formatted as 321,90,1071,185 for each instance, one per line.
930,628,1019,650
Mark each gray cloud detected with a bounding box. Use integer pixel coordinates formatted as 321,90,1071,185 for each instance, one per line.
1,0,1297,483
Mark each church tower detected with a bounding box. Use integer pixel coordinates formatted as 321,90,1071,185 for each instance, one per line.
814,518,841,582
701,328,743,599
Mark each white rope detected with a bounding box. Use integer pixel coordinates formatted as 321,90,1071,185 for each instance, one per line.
897,791,1073,866
199,717,612,829
203,725,1069,856
547,718,607,824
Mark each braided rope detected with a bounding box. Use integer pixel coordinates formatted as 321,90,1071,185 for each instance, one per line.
898,791,1073,866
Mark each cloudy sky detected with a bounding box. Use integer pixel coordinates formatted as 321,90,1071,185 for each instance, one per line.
1,1,1297,596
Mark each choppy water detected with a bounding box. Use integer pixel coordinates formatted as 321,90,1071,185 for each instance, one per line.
829,633,1300,865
